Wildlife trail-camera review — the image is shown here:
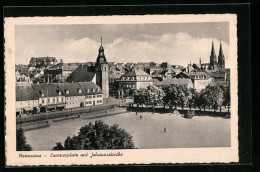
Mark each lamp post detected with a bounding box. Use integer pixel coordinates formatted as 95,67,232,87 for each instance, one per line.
90,96,92,114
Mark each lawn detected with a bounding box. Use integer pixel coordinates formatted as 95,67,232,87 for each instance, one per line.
25,112,231,151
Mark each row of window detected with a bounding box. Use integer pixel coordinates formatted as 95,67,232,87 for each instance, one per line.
19,100,38,105
121,76,150,81
86,94,103,99
42,97,64,104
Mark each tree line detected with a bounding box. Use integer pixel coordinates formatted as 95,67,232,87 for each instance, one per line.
134,85,230,112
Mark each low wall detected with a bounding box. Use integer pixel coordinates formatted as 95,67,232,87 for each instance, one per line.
20,108,128,131
127,107,230,118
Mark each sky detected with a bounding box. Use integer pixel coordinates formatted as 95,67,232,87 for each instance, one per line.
15,22,230,67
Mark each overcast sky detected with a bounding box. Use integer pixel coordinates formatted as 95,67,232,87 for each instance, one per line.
15,22,229,67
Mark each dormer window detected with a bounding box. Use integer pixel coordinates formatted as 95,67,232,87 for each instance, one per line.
58,91,61,95
65,89,69,94
42,93,44,97
78,88,82,93
92,88,95,93
87,89,90,93
96,88,98,92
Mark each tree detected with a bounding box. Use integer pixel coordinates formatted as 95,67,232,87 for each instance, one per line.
17,128,32,151
177,85,191,110
197,89,208,111
203,86,224,112
52,120,135,150
188,88,199,110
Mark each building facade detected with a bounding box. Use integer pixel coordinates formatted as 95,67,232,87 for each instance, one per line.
58,83,86,109
29,57,58,68
79,82,103,106
32,83,66,112
16,86,39,116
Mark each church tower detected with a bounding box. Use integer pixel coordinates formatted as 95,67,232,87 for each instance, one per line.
217,40,225,70
209,40,218,70
95,37,109,98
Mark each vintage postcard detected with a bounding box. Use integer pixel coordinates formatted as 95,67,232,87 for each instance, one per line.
4,14,238,166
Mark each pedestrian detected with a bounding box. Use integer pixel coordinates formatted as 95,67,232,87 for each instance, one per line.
164,128,166,133
136,111,137,115
140,115,142,119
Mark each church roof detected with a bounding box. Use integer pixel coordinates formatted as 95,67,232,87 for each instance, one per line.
96,37,107,64
66,65,95,82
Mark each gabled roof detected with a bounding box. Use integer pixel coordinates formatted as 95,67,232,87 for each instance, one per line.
16,85,39,101
50,63,78,71
78,82,102,95
32,83,62,98
58,83,85,97
109,73,121,79
205,71,225,78
175,72,194,79
122,68,149,77
157,78,192,86
151,70,164,75
150,66,163,70
172,68,182,74
66,66,95,82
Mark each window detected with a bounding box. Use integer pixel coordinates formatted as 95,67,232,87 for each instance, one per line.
42,100,44,104
57,98,59,103
48,99,50,103
100,95,102,97
89,95,92,99
62,98,64,102
93,95,96,98
53,98,55,103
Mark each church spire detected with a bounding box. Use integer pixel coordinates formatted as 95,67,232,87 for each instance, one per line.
210,40,216,57
96,37,107,64
210,39,217,70
218,40,225,69
219,40,224,57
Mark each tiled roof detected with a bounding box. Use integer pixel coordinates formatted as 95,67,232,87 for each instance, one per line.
150,66,163,70
157,78,192,86
78,82,103,95
58,83,85,97
109,73,121,79
16,85,39,101
172,68,182,74
151,70,164,75
32,83,62,98
205,71,225,78
122,68,149,77
66,66,95,82
152,79,161,85
50,63,78,71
